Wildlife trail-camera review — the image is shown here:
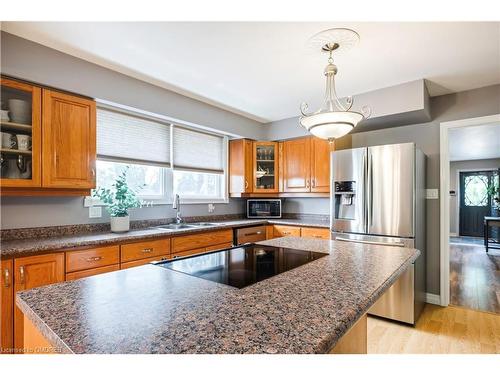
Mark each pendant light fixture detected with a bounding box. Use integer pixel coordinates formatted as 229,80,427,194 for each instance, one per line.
300,28,371,142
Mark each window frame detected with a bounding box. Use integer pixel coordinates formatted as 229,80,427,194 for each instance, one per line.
86,105,229,207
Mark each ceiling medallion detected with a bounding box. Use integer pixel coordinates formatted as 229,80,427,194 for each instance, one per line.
300,28,371,142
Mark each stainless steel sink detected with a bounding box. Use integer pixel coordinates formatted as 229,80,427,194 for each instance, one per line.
152,222,222,231
154,223,197,231
188,222,221,227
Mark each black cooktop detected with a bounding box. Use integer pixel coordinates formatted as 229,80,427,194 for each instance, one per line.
157,244,328,288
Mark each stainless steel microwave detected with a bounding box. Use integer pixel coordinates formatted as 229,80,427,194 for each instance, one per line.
247,199,282,218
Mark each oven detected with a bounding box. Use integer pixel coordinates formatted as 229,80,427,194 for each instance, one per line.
246,199,282,219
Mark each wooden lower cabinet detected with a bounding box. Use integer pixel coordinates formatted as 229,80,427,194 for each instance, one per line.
273,225,301,238
171,229,233,254
66,245,120,273
271,225,330,240
121,239,170,263
65,264,120,281
301,227,330,239
13,253,65,350
1,259,14,354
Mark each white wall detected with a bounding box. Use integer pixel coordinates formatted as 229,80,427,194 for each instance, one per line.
449,158,500,235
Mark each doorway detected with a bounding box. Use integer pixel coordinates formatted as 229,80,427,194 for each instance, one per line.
439,114,500,312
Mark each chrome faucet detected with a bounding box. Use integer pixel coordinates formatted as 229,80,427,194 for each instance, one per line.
172,194,184,224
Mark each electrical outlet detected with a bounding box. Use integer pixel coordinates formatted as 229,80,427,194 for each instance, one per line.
89,206,102,218
208,203,215,213
425,189,439,199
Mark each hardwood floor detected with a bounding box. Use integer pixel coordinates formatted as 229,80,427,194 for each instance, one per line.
450,240,500,314
367,304,500,354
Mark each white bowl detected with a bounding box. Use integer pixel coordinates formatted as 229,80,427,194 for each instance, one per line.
8,99,31,124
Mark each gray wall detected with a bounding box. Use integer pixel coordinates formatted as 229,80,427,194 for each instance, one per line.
449,158,500,235
0,197,244,230
265,79,430,140
0,32,264,229
350,84,500,295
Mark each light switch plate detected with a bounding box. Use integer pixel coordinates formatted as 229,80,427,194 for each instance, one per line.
426,189,439,199
89,206,102,218
208,203,215,213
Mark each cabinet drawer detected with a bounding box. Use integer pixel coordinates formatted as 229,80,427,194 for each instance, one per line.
66,245,120,273
273,225,301,237
172,229,233,253
120,255,170,270
301,227,330,239
121,239,170,263
66,264,120,281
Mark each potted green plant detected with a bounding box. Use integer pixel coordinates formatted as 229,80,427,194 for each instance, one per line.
92,167,143,233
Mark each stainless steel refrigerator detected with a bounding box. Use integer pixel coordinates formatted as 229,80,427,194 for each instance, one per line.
330,142,426,325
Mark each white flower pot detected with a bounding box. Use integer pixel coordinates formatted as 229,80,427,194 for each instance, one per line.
110,215,130,233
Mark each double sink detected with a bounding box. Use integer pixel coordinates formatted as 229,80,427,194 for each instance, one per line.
152,222,223,231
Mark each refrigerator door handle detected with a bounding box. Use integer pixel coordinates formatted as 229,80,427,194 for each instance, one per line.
335,236,406,247
367,151,373,230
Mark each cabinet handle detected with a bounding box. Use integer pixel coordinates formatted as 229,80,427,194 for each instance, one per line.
4,268,10,288
91,168,96,177
86,256,103,262
312,179,316,188
306,180,310,188
245,180,249,189
19,266,25,285
283,231,291,235
313,235,323,238
244,231,263,236
141,248,153,253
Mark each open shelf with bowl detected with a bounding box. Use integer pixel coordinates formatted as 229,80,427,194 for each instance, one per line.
0,77,41,187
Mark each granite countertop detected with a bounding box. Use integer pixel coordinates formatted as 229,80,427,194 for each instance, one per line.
16,237,419,354
1,218,329,259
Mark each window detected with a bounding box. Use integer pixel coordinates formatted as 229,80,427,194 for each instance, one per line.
171,126,227,201
464,174,489,206
91,106,228,205
96,160,166,199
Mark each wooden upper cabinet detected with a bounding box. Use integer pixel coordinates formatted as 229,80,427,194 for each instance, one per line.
0,77,42,188
282,137,311,192
1,259,14,353
13,253,65,349
253,141,279,193
42,89,96,189
229,139,253,194
310,137,333,193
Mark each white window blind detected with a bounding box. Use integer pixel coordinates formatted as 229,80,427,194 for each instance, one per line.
172,126,225,174
97,108,171,167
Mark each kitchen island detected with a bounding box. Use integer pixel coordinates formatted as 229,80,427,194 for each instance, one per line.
15,237,419,354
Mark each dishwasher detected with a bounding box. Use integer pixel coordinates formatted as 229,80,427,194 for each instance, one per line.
234,225,267,245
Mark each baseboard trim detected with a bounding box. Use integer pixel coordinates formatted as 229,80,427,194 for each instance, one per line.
425,293,441,305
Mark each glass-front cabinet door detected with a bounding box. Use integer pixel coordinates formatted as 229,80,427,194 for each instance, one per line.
0,77,41,188
253,141,279,193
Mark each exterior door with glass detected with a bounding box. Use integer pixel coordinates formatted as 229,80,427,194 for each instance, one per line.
459,171,494,237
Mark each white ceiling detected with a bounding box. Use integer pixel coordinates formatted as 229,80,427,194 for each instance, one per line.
449,123,500,161
3,22,500,123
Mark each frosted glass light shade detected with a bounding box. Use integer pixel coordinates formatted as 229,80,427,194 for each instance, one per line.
299,111,364,140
